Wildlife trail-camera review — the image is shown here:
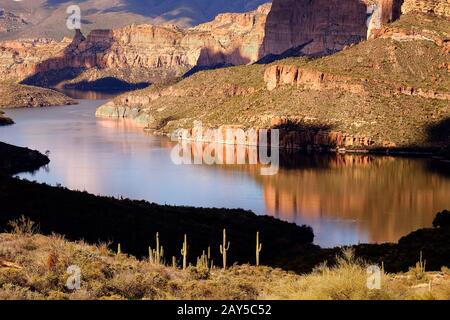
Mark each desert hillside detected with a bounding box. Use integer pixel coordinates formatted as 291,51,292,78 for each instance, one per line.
0,231,449,300
96,10,449,151
0,82,76,109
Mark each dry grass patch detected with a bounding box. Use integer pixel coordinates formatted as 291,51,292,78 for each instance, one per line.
1,232,449,300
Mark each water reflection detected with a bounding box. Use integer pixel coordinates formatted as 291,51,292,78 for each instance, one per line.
55,88,128,100
1,102,449,247
166,141,450,246
254,155,449,245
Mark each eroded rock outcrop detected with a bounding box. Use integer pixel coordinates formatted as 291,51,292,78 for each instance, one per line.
0,4,271,87
263,63,450,100
94,6,449,152
264,65,366,94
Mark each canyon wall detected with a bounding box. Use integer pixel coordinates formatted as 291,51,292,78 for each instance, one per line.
261,0,404,56
1,0,448,86
0,4,271,85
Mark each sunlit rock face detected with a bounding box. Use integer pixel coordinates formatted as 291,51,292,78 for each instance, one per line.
261,0,404,56
2,0,448,86
0,4,271,85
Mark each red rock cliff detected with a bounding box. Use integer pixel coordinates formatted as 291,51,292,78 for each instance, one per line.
261,0,404,56
0,4,271,84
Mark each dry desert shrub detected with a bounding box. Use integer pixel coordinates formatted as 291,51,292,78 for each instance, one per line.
0,233,449,300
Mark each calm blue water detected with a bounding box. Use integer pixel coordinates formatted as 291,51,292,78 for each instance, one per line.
1,101,449,247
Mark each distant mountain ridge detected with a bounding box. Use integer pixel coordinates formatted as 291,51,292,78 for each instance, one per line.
0,0,270,40
0,4,272,88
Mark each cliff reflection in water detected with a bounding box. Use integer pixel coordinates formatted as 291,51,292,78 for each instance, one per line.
184,142,450,246
257,155,449,245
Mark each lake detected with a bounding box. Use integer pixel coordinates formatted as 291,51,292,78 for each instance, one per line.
1,99,449,247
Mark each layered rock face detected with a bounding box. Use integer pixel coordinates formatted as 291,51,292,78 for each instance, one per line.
262,0,404,56
0,38,68,83
190,3,271,66
0,4,271,86
263,64,450,100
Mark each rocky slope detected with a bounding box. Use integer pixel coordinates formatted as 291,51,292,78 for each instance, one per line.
402,0,450,16
0,4,271,88
0,8,28,33
0,0,269,40
96,11,449,151
0,82,77,108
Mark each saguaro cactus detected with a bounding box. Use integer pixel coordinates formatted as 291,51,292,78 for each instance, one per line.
156,232,161,263
256,231,262,266
197,250,209,269
181,234,188,270
149,232,164,265
208,246,214,269
220,229,230,269
172,256,177,268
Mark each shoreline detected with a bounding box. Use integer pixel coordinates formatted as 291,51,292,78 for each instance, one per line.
1,173,449,274
0,82,77,109
0,142,449,274
142,127,449,159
